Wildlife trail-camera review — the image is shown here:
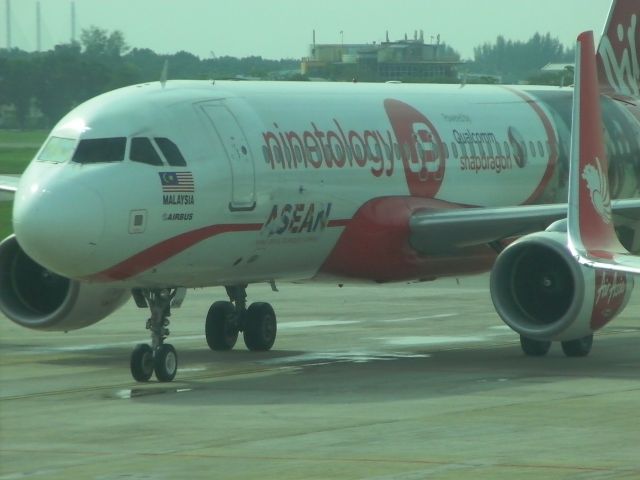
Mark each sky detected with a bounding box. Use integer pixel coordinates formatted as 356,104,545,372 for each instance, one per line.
2,0,613,61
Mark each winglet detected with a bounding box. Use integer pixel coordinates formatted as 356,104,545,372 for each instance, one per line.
568,31,640,275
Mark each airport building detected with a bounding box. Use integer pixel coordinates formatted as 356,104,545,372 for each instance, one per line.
301,31,461,82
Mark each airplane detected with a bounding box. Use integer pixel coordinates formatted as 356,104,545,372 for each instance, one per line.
0,0,639,383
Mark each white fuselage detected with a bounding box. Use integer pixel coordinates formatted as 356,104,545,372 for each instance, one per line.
11,81,640,288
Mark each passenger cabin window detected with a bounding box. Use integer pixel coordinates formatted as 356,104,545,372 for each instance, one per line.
72,138,126,164
130,137,163,166
155,137,187,166
38,136,76,163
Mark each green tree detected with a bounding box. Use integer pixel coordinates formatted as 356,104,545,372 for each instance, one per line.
471,32,573,83
33,43,87,125
80,26,129,58
2,57,36,127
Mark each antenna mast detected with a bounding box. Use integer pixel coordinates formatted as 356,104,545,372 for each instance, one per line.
70,1,76,43
36,1,41,51
5,0,11,49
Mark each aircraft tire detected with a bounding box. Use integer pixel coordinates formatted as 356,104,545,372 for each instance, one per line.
205,301,239,351
561,334,593,357
130,343,154,382
154,344,178,382
243,302,277,351
520,336,551,357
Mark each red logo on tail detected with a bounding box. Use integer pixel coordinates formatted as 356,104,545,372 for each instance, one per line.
581,156,612,225
597,0,640,96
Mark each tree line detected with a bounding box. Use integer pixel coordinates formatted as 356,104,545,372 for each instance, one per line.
0,27,299,128
0,27,574,129
470,32,574,84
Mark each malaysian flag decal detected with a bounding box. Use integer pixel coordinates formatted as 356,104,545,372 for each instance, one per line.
159,172,194,192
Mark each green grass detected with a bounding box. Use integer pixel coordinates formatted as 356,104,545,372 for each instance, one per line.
0,129,48,145
0,148,39,174
0,131,47,236
0,130,48,174
0,202,12,239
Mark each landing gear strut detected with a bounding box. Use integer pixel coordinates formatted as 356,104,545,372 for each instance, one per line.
205,285,277,352
130,289,178,382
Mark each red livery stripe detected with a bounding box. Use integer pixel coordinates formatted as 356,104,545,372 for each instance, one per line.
87,223,263,281
85,218,353,282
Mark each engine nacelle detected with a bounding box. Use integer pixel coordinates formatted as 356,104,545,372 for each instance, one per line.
490,229,635,341
0,235,130,331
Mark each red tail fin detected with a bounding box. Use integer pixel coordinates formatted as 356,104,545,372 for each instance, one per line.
569,31,640,274
596,0,640,98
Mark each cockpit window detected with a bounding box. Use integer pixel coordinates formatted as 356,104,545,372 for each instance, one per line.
72,138,126,164
130,137,163,166
37,137,76,163
155,137,187,166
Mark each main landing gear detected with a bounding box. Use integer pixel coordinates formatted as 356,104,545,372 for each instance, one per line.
130,289,179,382
129,285,277,383
519,334,594,358
205,284,277,353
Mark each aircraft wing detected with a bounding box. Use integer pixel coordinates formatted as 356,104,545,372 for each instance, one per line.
0,175,19,194
409,199,640,255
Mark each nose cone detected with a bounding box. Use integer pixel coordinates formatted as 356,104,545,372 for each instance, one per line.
13,181,105,278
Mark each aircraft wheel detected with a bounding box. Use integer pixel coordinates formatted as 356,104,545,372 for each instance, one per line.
154,344,178,382
205,301,239,351
243,302,277,351
130,343,154,382
561,334,593,357
520,336,551,357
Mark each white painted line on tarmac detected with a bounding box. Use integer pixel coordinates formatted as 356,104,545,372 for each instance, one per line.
114,388,193,399
260,350,431,366
381,335,489,346
279,320,361,329
13,316,502,355
14,335,205,354
383,313,458,323
489,325,512,331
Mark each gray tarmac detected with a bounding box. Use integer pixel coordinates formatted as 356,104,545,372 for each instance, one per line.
1,274,639,479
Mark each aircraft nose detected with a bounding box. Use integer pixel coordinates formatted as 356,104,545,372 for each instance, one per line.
13,181,105,278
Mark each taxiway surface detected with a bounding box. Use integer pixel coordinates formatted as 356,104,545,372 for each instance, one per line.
1,274,639,479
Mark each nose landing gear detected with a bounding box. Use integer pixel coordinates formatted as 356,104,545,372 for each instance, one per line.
130,289,178,382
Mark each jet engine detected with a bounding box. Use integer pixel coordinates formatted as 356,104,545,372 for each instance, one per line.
0,235,130,331
490,226,635,342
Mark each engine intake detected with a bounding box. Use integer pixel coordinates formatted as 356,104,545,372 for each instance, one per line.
0,235,130,331
490,230,634,341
